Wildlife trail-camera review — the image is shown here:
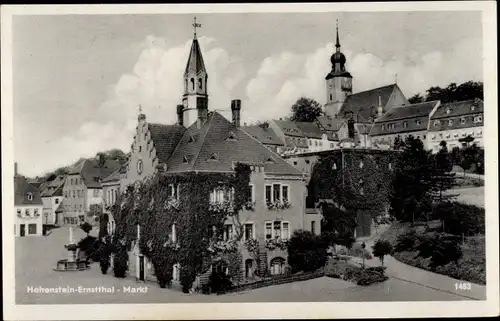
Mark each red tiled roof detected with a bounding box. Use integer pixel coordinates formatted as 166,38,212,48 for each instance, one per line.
242,125,284,146
14,176,43,206
339,84,399,121
166,112,303,176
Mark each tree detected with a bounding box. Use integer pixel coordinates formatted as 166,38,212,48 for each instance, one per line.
88,203,103,220
287,230,328,273
80,222,93,235
431,141,456,203
393,135,405,150
389,136,434,223
290,97,323,122
372,239,393,267
408,93,425,104
319,203,356,250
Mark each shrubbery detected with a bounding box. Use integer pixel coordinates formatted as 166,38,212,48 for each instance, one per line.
325,260,388,286
113,242,128,278
372,240,393,266
180,265,195,293
287,230,328,273
435,202,485,236
206,271,234,295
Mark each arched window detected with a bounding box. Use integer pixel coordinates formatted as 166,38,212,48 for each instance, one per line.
330,94,333,101
245,259,253,278
185,79,187,91
198,78,203,90
190,78,195,90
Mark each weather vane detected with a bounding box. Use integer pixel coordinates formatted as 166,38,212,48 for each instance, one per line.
192,16,202,38
138,104,142,115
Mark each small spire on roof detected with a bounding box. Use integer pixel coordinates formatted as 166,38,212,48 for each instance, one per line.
335,19,341,49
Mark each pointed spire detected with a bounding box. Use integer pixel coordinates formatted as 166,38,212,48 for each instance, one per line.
336,19,341,49
184,17,206,76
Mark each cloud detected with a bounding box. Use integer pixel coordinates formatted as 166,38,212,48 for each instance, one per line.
25,35,246,176
242,37,482,123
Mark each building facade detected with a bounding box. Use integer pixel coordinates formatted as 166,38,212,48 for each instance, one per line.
14,164,44,236
40,175,65,226
427,99,484,152
102,168,121,235
369,101,441,150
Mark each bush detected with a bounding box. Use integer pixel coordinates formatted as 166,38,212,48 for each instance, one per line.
347,243,373,260
435,202,485,236
77,236,99,261
287,230,328,273
80,222,93,235
394,230,419,252
113,243,128,278
372,240,393,266
326,261,388,286
356,270,389,286
208,271,234,295
180,265,194,293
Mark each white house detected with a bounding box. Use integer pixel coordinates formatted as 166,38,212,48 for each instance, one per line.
40,175,65,226
14,165,44,236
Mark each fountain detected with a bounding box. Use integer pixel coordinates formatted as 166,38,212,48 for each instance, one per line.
53,226,89,272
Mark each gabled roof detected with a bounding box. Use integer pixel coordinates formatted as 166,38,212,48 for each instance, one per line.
68,159,121,189
167,112,303,176
15,176,43,206
339,84,399,121
41,175,66,197
272,119,305,137
102,168,121,184
315,115,346,132
370,101,438,136
148,123,186,164
184,38,206,76
295,122,323,139
430,99,483,119
242,125,284,146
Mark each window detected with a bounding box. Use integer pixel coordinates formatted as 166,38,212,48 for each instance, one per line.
403,121,408,128
72,190,76,198
460,117,466,124
416,120,421,126
423,135,426,139
381,125,385,131
265,185,272,203
270,257,286,275
210,187,225,204
223,224,234,241
93,189,99,197
434,120,441,126
190,78,195,90
448,119,453,126
282,222,290,239
27,193,33,201
198,78,202,90
446,108,451,114
138,145,142,152
34,208,39,216
265,222,273,240
171,224,177,242
244,223,255,240
273,184,281,202
25,209,31,216
17,209,21,216
168,184,180,200
311,221,316,235
64,191,68,198
28,224,37,235
315,141,318,146
305,160,310,164
273,221,281,239
308,139,312,145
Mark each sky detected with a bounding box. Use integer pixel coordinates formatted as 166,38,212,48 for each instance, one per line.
12,11,483,177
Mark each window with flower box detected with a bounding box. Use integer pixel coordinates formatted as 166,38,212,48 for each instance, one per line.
244,223,255,240
265,183,290,203
265,220,290,240
168,184,180,200
25,209,31,216
247,184,255,203
223,224,234,241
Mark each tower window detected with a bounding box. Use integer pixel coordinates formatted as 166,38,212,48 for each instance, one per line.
185,79,187,91
190,78,195,90
330,94,332,101
199,78,203,90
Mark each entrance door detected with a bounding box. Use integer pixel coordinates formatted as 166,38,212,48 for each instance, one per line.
20,224,26,237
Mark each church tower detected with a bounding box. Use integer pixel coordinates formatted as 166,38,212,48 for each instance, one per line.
324,21,353,118
181,17,209,128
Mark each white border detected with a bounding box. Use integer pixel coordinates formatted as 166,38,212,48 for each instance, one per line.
2,2,498,319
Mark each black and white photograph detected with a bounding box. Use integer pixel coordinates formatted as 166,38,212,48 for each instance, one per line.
2,2,498,320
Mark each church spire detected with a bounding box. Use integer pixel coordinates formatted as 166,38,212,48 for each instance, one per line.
336,19,341,50
184,17,206,77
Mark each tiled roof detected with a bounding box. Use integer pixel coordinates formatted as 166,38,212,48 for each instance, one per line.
184,38,206,76
242,125,284,146
272,119,305,137
41,175,66,197
70,159,121,189
295,122,323,139
430,99,483,119
339,84,398,121
370,101,438,136
167,112,303,176
148,123,186,164
315,116,346,132
14,176,43,206
102,168,121,184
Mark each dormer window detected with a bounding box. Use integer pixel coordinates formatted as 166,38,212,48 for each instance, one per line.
226,131,237,141
208,153,219,161
381,125,385,131
434,119,441,126
448,119,453,126
265,156,275,163
182,156,190,164
403,121,408,128
27,193,33,201
188,135,195,143
416,120,421,126
460,117,466,124
446,108,451,114
471,105,476,111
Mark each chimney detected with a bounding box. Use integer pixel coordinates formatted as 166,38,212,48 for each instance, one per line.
176,105,184,126
231,99,241,127
14,162,18,177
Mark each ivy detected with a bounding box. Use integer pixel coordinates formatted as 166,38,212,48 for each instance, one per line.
111,163,252,290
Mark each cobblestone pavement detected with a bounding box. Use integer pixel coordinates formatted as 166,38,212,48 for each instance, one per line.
16,226,477,304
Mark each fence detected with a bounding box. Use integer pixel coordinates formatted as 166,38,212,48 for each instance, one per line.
227,268,325,293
